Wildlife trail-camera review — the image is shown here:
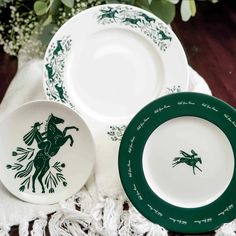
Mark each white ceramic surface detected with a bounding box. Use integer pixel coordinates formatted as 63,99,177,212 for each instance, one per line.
44,4,189,123
0,101,95,204
143,116,234,208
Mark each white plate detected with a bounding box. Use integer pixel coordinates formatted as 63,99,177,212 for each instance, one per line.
143,116,234,208
119,92,236,233
0,101,95,204
43,4,189,123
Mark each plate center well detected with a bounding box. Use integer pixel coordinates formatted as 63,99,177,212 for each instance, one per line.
142,116,234,208
66,28,164,121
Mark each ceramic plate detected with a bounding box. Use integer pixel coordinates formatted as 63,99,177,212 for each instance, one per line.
119,92,236,233
0,101,95,204
43,4,189,123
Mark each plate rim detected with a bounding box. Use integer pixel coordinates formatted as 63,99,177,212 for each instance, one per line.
118,92,236,233
0,100,96,204
43,3,189,122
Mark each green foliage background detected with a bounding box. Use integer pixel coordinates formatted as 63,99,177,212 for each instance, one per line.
0,0,217,56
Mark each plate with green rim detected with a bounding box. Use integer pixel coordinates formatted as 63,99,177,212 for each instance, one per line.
0,101,95,204
43,4,189,123
118,92,236,233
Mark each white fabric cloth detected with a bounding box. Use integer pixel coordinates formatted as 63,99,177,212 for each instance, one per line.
0,60,59,228
1,58,227,236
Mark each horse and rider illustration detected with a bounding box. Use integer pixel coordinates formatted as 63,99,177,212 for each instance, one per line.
8,114,79,193
172,150,202,175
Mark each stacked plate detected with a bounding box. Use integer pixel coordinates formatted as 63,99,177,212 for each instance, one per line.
0,3,235,234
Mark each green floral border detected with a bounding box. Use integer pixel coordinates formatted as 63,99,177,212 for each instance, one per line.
44,35,74,108
107,125,127,142
97,5,172,51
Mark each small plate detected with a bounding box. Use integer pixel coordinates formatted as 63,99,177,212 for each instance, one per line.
119,92,236,233
43,4,189,123
0,101,95,204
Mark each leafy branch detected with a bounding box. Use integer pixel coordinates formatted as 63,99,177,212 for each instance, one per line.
56,173,67,186
45,170,58,193
6,163,23,171
45,163,67,193
19,176,31,192
7,147,35,176
12,147,35,162
52,161,66,172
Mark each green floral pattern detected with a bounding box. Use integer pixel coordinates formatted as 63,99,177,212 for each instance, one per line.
97,5,172,51
44,35,74,107
44,7,174,107
107,125,127,142
167,85,181,94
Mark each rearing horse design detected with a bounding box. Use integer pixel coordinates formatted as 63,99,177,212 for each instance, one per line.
172,150,202,175
14,114,78,193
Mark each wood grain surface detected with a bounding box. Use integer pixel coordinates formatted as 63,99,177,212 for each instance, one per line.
0,0,235,235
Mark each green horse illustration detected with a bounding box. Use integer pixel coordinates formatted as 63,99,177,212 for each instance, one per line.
139,13,155,24
17,114,78,193
53,40,64,58
98,7,118,22
45,63,55,81
157,29,172,41
123,17,142,25
172,150,202,175
55,83,67,103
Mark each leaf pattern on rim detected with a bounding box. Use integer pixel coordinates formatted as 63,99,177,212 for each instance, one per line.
97,5,172,51
44,35,74,107
167,85,181,94
107,125,127,142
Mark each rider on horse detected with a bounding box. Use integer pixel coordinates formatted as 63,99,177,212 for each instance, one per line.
23,122,51,155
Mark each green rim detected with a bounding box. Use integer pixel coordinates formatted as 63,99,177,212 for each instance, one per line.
118,92,236,233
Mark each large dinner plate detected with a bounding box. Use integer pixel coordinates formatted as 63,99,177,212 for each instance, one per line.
0,101,95,204
43,4,189,123
119,92,236,233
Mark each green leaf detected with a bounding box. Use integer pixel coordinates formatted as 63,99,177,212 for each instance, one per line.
50,0,62,15
43,14,52,26
150,0,176,24
190,0,196,16
107,0,135,4
106,0,120,3
125,0,135,4
60,0,74,8
135,0,150,10
34,1,48,16
17,147,26,152
38,23,56,45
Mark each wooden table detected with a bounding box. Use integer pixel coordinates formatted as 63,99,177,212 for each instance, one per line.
171,0,236,109
0,0,235,235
